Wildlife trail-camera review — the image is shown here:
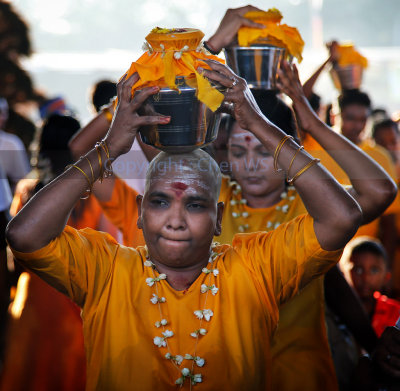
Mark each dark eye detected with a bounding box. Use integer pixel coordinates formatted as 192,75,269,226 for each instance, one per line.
353,266,364,276
370,266,381,275
258,150,271,158
150,199,168,208
187,202,205,210
231,151,245,158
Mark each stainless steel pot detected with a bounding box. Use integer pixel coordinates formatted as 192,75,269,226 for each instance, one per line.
330,64,363,90
138,76,222,153
224,45,285,90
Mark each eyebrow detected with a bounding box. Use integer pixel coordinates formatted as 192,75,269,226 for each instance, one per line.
186,195,210,203
148,191,211,203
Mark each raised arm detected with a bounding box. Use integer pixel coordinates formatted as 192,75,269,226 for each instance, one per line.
6,74,170,253
277,61,397,224
202,60,362,251
68,102,117,202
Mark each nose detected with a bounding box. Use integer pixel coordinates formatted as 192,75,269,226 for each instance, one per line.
245,151,258,172
165,202,187,231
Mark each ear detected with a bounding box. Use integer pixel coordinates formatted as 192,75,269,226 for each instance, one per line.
136,195,143,230
385,271,392,283
214,202,225,236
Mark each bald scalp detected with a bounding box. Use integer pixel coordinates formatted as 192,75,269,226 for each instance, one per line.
145,150,222,201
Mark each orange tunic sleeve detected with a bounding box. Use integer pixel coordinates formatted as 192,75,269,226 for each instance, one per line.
10,226,120,309
232,214,343,308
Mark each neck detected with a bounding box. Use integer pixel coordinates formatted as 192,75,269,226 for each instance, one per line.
242,183,286,209
152,257,210,291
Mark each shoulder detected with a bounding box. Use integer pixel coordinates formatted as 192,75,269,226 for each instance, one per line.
0,131,26,150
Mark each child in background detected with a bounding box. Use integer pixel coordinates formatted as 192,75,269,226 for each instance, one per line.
340,236,400,337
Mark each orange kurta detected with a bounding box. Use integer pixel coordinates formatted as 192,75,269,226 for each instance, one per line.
217,176,338,391
1,183,103,391
10,214,342,391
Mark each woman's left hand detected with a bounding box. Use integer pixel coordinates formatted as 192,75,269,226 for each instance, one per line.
277,61,319,132
199,60,265,131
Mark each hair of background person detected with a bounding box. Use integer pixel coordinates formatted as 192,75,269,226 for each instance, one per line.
39,114,81,177
4,108,36,152
342,236,389,269
91,80,117,112
338,89,372,112
0,1,32,58
372,118,399,139
0,55,36,103
308,92,321,114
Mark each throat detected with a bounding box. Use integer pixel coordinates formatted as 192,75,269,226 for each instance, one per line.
152,260,207,291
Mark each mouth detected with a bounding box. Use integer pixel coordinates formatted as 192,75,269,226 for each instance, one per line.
245,176,263,184
160,236,190,244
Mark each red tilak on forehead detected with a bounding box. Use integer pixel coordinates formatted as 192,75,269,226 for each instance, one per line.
172,182,188,191
245,135,252,143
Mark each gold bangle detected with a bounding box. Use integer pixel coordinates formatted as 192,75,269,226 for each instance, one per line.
68,164,93,199
96,140,110,159
102,107,113,124
287,158,320,185
273,135,293,172
287,146,304,177
85,157,95,183
95,145,104,183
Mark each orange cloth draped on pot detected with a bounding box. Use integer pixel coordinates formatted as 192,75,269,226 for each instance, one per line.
237,9,304,62
124,28,225,112
336,42,368,68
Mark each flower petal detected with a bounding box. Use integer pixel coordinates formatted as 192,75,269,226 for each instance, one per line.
146,278,155,287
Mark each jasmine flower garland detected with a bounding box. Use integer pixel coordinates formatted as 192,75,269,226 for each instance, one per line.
144,243,220,388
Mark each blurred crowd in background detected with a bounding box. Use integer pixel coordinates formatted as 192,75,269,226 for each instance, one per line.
1,1,400,390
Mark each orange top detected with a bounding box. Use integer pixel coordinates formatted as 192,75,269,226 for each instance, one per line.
217,176,338,391
238,9,304,62
10,214,342,391
96,176,339,390
124,28,224,112
303,134,400,238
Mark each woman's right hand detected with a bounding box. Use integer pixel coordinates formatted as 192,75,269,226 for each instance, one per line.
104,73,170,158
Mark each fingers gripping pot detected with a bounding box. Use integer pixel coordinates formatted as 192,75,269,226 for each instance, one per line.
123,27,225,153
224,9,304,91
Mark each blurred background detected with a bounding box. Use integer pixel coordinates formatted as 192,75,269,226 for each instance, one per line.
10,0,400,123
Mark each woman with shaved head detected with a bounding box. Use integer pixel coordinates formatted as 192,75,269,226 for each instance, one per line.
5,62,395,390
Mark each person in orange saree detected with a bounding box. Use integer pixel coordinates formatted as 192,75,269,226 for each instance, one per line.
1,114,109,391
6,62,376,390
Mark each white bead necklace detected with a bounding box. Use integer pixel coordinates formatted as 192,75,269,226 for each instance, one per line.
228,180,297,232
144,243,220,388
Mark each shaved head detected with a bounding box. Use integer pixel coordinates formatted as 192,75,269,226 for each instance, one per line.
145,150,222,201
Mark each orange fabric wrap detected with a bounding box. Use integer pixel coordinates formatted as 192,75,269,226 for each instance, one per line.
336,43,368,68
123,28,225,112
238,9,304,62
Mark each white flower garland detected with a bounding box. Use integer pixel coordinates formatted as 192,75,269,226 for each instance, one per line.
144,243,220,388
228,180,297,232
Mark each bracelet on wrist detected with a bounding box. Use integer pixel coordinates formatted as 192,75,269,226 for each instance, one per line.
203,41,220,56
